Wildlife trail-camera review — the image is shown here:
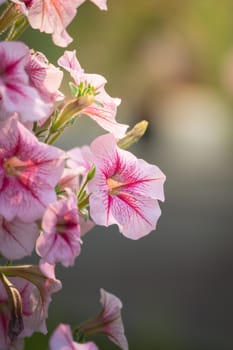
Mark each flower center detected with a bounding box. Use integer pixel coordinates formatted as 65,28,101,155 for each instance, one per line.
107,178,125,195
24,0,34,8
3,156,30,177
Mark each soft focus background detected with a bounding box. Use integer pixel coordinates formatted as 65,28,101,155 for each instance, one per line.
19,0,233,349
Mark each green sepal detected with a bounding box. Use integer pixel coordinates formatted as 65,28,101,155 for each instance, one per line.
69,82,79,97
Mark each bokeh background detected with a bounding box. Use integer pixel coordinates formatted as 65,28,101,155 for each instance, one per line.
12,0,233,349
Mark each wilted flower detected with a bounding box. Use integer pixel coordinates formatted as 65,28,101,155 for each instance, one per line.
0,263,62,339
0,267,61,350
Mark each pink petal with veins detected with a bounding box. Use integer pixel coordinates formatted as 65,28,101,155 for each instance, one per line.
0,216,39,259
89,134,166,239
58,51,128,138
36,192,81,267
0,117,64,222
0,41,52,122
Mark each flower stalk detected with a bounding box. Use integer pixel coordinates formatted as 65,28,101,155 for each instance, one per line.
0,3,23,35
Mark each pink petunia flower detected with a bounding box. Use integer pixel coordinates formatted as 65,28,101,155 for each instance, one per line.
36,192,81,267
50,323,99,350
58,168,80,191
88,133,166,239
67,145,93,179
26,50,64,107
58,50,128,138
0,116,64,222
79,215,95,237
0,216,39,260
78,289,128,350
98,289,128,350
12,0,107,47
0,41,54,123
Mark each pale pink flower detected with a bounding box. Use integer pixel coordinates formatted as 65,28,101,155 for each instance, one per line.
26,50,64,104
58,50,128,138
50,323,99,350
0,41,52,122
12,0,107,47
88,134,166,239
0,116,64,222
36,192,81,267
99,289,128,350
0,216,39,260
79,215,95,237
67,145,93,179
78,289,128,350
58,168,80,191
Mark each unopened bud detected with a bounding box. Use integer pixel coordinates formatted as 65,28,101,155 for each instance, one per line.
117,120,148,149
86,165,96,182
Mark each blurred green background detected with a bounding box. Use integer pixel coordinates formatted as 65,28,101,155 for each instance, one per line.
8,0,233,349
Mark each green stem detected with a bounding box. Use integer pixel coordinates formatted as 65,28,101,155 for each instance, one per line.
53,95,93,130
6,16,29,41
0,3,23,35
46,131,62,145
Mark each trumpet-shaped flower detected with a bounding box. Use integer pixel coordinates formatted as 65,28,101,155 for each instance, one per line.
0,41,53,122
0,117,64,222
58,50,128,138
88,134,166,239
50,323,99,350
0,216,39,260
78,289,128,350
13,0,107,47
98,289,128,350
36,192,81,267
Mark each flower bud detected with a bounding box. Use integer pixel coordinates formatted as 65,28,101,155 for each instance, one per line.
117,120,148,149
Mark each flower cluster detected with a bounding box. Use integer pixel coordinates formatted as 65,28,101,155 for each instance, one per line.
0,1,166,349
